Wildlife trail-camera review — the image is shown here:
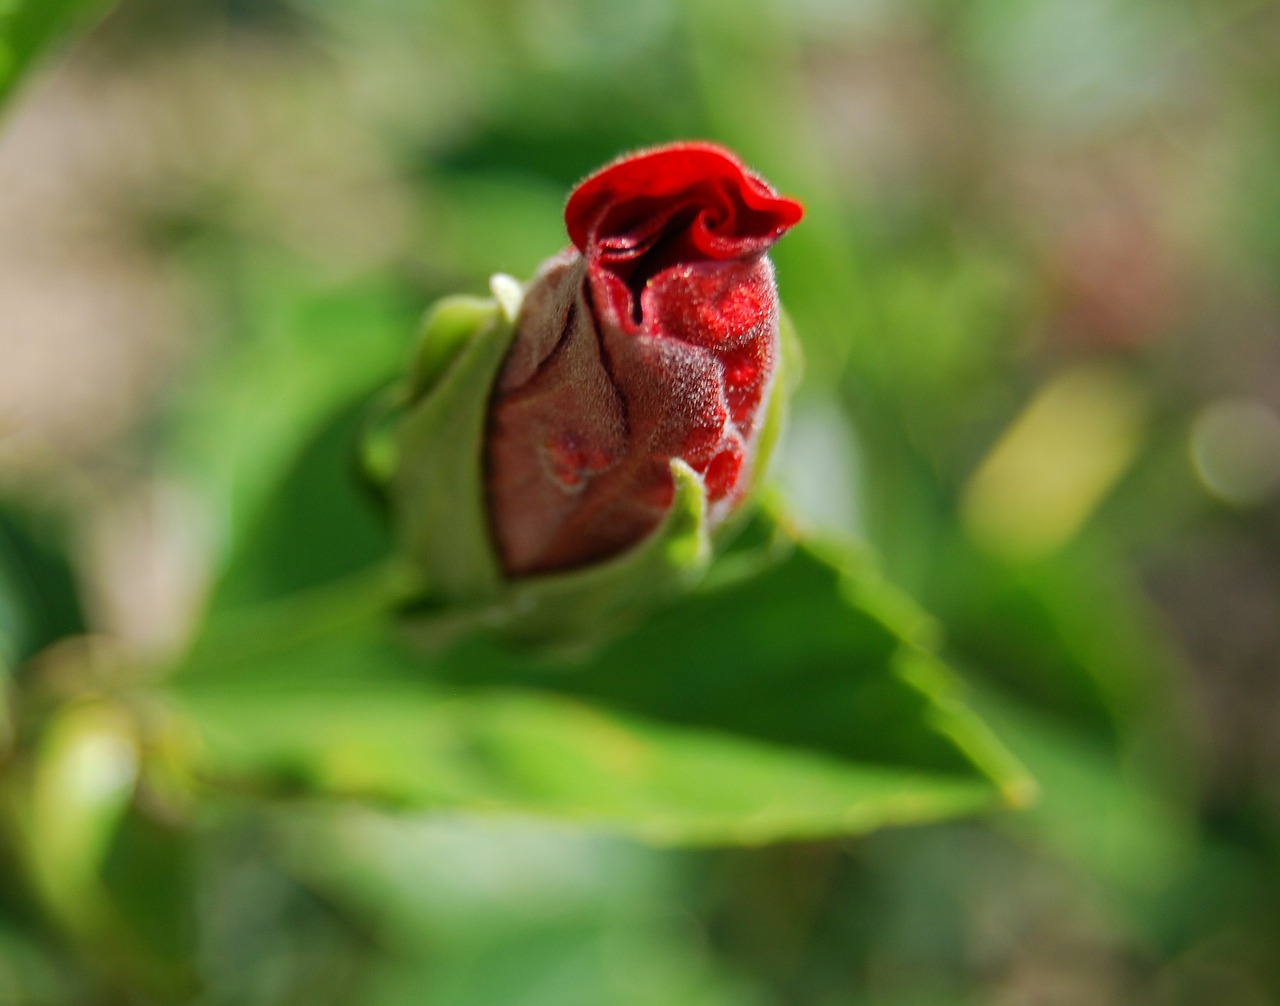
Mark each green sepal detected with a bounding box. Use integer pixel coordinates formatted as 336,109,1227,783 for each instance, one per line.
377,276,522,604
406,292,509,403
400,457,711,651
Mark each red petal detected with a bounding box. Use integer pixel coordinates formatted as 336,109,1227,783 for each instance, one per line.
565,142,803,258
702,447,744,502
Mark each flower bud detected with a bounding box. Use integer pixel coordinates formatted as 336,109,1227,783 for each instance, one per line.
370,142,801,633
487,142,803,575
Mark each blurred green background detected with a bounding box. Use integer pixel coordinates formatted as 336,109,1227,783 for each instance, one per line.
2,0,1280,1003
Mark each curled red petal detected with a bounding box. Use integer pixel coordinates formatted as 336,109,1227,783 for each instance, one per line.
565,141,804,261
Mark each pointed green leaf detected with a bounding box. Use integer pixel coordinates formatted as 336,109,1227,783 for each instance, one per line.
169,531,1031,846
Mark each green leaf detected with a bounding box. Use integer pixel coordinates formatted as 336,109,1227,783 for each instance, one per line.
161,260,415,601
98,810,199,985
10,705,200,996
169,535,1031,847
212,394,397,610
20,703,136,910
0,505,85,668
0,0,116,110
928,529,1184,744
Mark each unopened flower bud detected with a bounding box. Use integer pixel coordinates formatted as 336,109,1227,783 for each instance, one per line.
488,142,803,575
370,142,802,634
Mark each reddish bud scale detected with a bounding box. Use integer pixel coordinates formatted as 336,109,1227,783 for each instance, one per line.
486,143,803,576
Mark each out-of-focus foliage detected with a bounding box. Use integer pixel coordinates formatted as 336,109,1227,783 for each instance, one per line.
0,0,116,107
173,536,1028,846
2,0,1280,1003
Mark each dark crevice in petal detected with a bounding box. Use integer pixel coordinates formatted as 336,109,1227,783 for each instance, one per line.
494,298,579,406
585,278,632,447
611,206,702,324
528,299,578,389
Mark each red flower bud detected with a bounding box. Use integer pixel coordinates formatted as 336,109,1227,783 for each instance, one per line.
486,142,803,576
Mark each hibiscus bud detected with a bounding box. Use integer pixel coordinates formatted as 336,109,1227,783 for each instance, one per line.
487,142,803,576
370,142,802,633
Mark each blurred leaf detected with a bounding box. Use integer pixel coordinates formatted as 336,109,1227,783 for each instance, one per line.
869,243,1025,401
0,506,85,669
18,702,138,934
282,814,759,1006
211,394,395,610
0,0,116,109
961,364,1146,563
279,812,671,944
4,695,200,998
1233,106,1280,276
162,254,416,597
365,922,752,1006
922,526,1198,900
0,925,73,1006
170,537,1030,846
99,811,198,973
929,529,1187,748
970,684,1195,899
420,172,583,282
